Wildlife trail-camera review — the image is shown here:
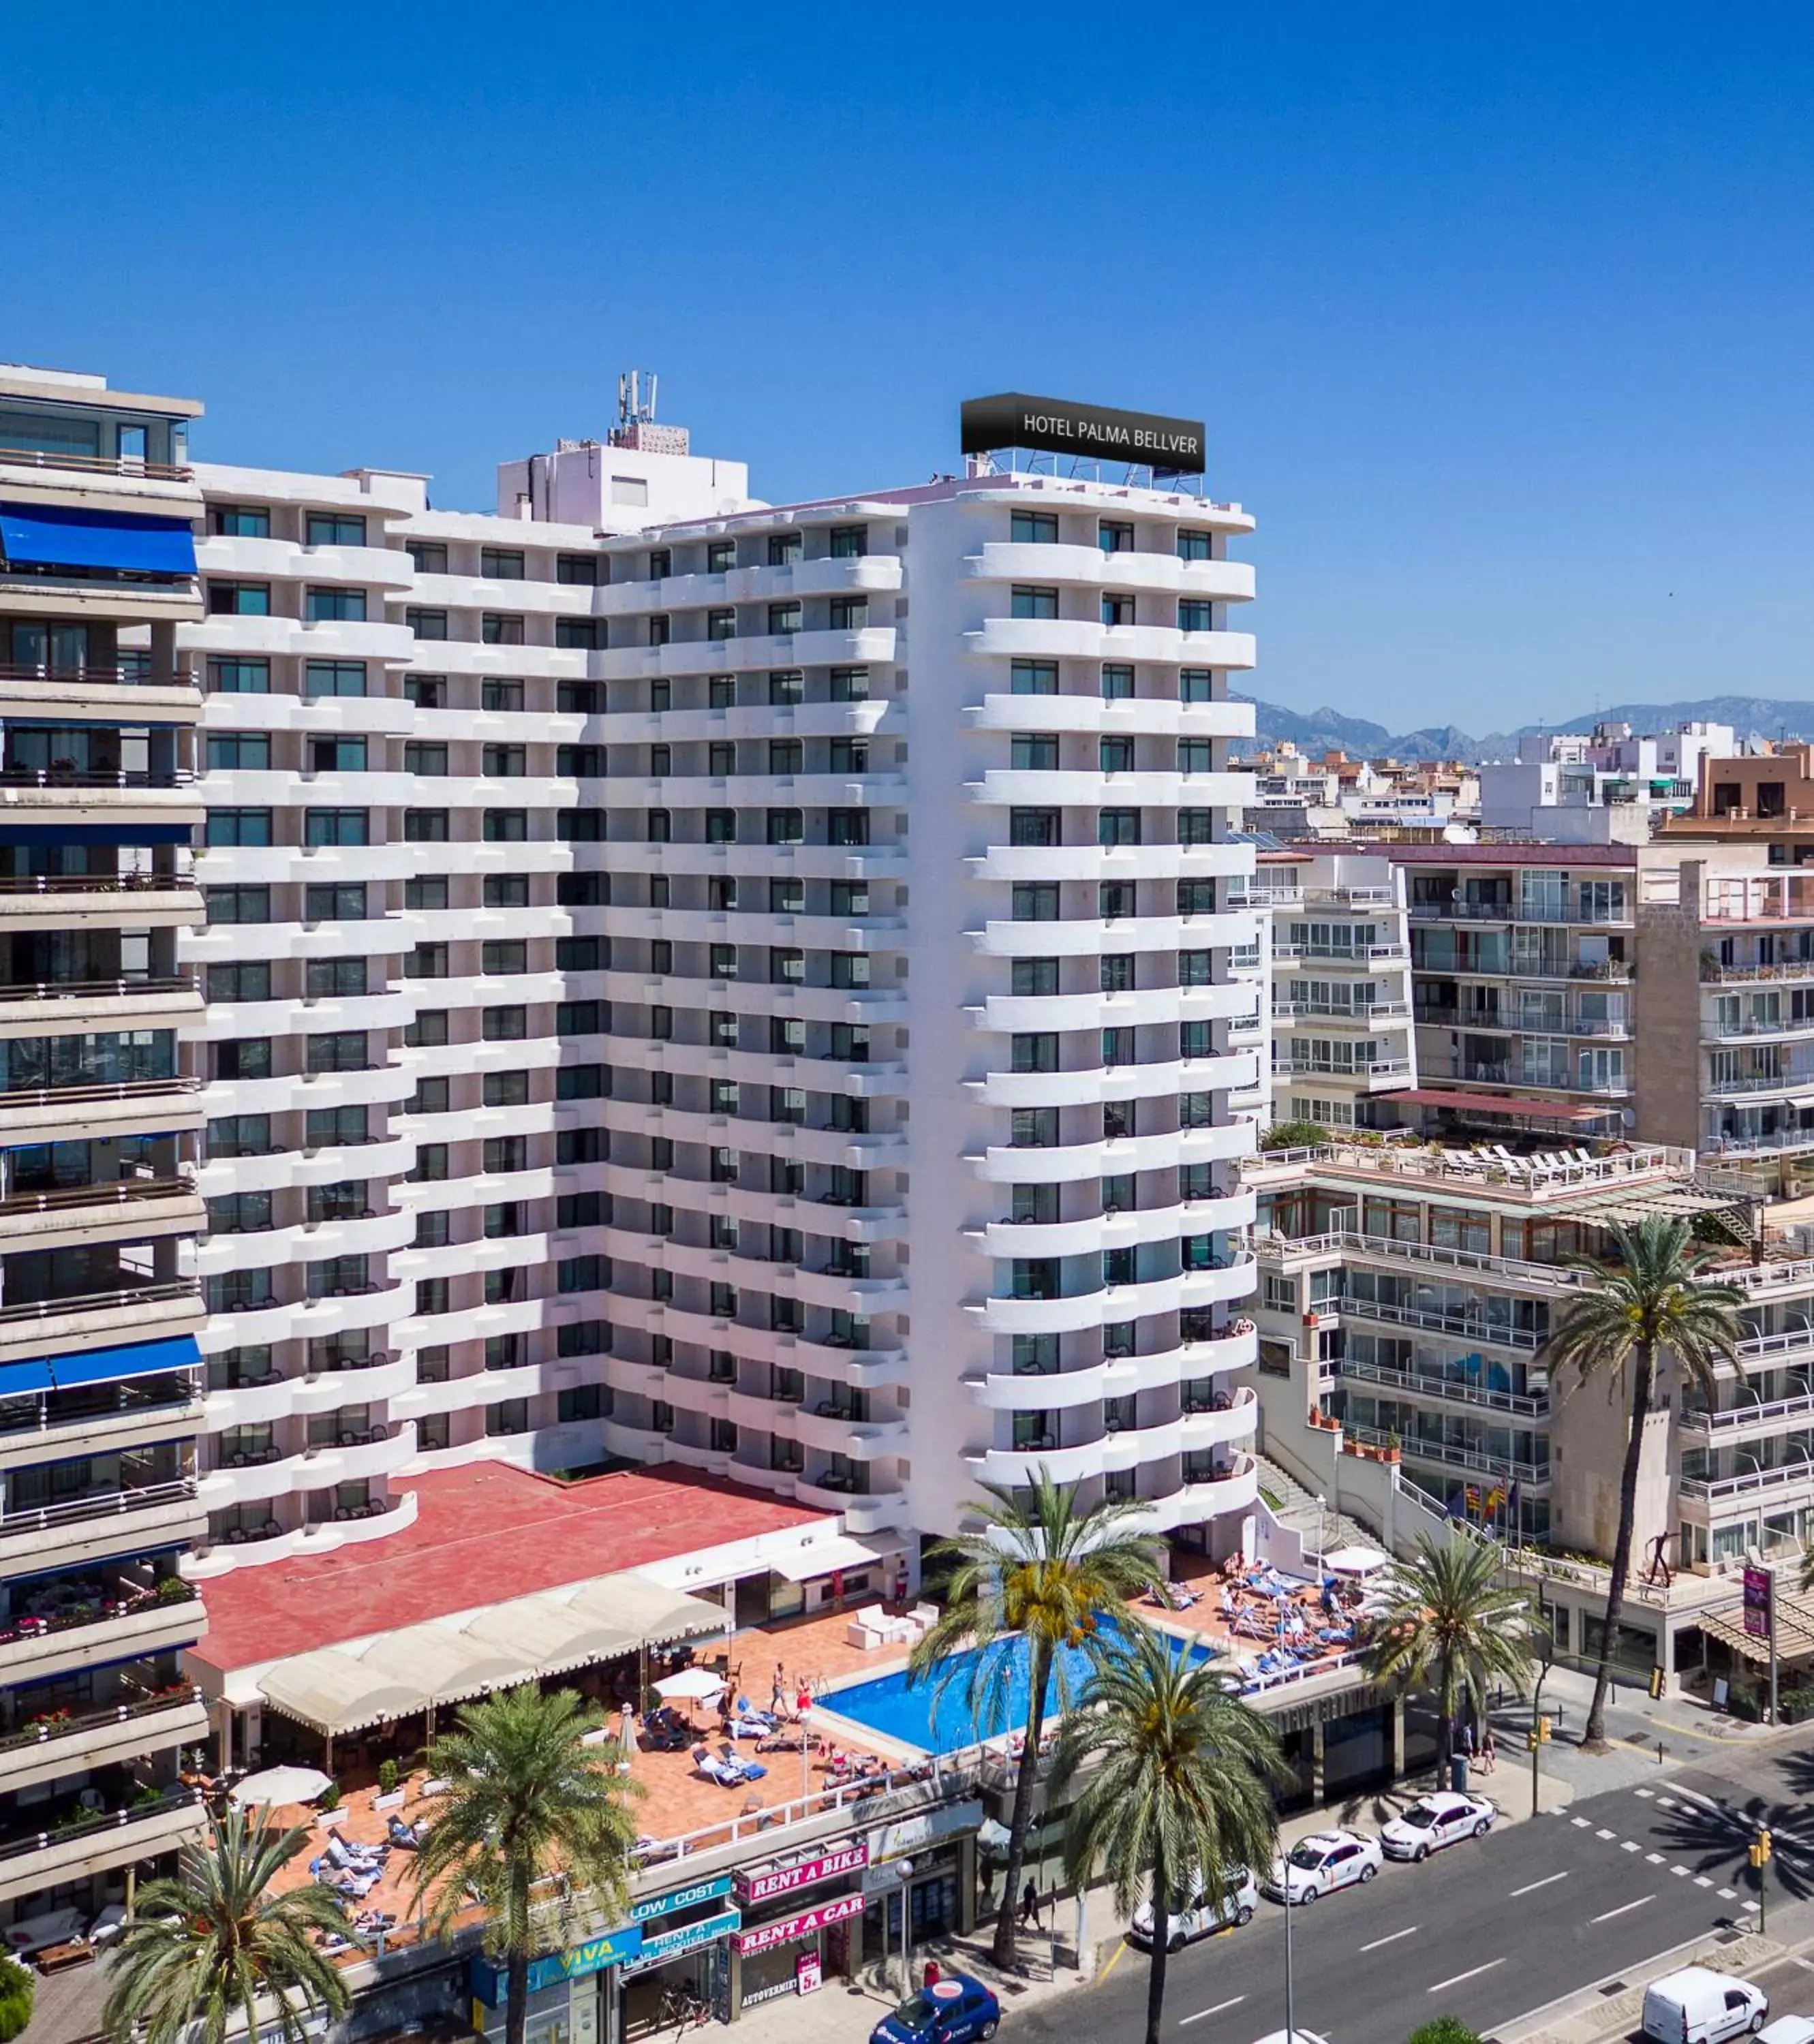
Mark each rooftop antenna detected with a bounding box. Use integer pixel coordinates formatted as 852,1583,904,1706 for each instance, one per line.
617,371,660,431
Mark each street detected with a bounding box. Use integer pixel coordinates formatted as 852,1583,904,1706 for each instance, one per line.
1019,1741,1814,2044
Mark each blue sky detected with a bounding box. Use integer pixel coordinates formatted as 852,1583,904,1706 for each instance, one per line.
7,0,1813,730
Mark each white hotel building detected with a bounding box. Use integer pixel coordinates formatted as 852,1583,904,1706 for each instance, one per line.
175,412,1264,1573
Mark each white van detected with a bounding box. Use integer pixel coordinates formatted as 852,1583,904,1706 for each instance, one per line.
1129,1868,1259,1950
1642,1967,1768,2044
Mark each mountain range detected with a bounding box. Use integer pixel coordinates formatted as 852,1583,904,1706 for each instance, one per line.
1235,694,1814,764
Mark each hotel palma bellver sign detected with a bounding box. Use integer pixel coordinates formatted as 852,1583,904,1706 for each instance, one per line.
962,392,1206,475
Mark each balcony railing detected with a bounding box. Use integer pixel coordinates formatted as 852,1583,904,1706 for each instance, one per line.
0,447,194,482
0,1477,197,1538
0,1684,202,1755
0,1177,193,1220
1346,1420,1549,1485
1338,1356,1549,1418
1337,1295,1544,1350
1409,901,1633,927
0,1279,199,1329
0,1784,202,1865
0,663,196,690
0,769,193,791
0,1577,197,1649
0,1076,198,1112
1679,1389,1814,1434
0,974,197,1007
0,873,193,897
1678,1460,1814,1502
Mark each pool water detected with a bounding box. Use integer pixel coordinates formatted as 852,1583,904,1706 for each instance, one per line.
822,1617,1219,1755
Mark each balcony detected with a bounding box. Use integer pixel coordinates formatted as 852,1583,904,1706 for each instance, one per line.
0,1477,204,1573
1347,1421,1549,1486
0,1577,204,1684
1337,1295,1543,1350
1407,899,1633,929
0,1176,202,1253
0,1277,202,1364
0,1685,209,1795
0,446,193,483
1338,1357,1548,1419
0,1376,204,1466
1678,1460,1814,1506
0,1784,204,1906
1678,1389,1814,1439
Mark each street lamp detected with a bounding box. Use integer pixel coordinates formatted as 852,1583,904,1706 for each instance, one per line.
1283,1859,1297,2044
1314,1495,1327,1571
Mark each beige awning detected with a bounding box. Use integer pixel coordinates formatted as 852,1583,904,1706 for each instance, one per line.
459,1596,625,1677
354,1628,529,1707
260,1649,425,1737
766,1535,891,1584
1697,1588,1814,1667
562,1573,726,1647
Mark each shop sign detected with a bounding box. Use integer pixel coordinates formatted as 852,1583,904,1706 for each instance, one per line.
634,1910,741,1969
960,392,1206,475
631,1873,736,1923
867,1799,983,1865
736,1839,867,1904
733,1890,864,1957
797,1952,823,1996
469,1923,644,2004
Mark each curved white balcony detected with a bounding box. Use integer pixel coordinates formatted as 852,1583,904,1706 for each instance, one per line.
976,1120,1255,1182
965,693,1255,739
969,843,1252,886
588,554,902,618
969,769,1251,809
976,910,1260,958
791,1408,909,1458
979,1188,1255,1258
594,625,897,683
194,1133,417,1199
1141,1456,1260,1530
196,536,414,591
976,1051,1256,1110
964,619,1255,670
964,544,1255,602
975,1254,1257,1335
183,616,416,664
1179,1389,1261,1452
288,1422,416,1491
977,982,1257,1033
184,1488,418,1578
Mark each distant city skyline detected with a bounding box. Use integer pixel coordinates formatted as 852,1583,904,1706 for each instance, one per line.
7,0,1813,727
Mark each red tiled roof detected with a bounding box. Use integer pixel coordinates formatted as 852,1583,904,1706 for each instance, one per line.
189,1464,828,1676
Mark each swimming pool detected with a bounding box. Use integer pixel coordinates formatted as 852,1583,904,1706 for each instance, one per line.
820,1618,1219,1755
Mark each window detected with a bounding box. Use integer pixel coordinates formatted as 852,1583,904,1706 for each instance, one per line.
831,666,869,700
1180,1020,1214,1058
767,602,800,634
406,540,448,574
768,532,802,565
484,1070,531,1107
209,657,270,694
1011,510,1058,544
829,953,870,988
407,943,449,979
1178,599,1214,632
1011,586,1059,619
207,1114,272,1159
305,587,366,623
207,582,271,616
1180,948,1214,985
306,512,366,546
307,1254,370,1299
482,940,527,975
829,525,867,557
308,1181,369,1223
483,1004,529,1040
557,936,606,970
1013,884,1060,922
206,960,271,1002
1100,736,1133,773
1012,1033,1060,1073
404,875,448,910
1099,520,1134,554
557,1126,607,1164
206,731,270,771
769,669,804,705
1178,1091,1216,1128
1178,737,1214,773
303,666,368,707
1011,732,1058,770
483,809,528,841
483,874,530,910
707,540,735,572
482,745,527,778
559,1000,606,1035
1178,808,1215,846
486,1399,529,1438
705,809,736,845
1101,663,1135,700
484,1135,527,1173
648,548,671,580
769,738,803,775
1009,808,1060,848
213,505,270,538
555,618,599,650
1102,1026,1134,1066
480,546,525,580
1178,529,1214,561
305,1105,369,1147
481,613,525,645
206,809,272,847
411,1144,450,1181
828,809,869,846
1101,953,1134,992
482,678,524,712
1098,808,1141,847
416,1278,451,1315
829,595,867,629
307,1031,367,1074
405,674,445,707
557,678,602,710
405,1011,448,1051
557,1320,610,1357
767,809,804,845
305,961,368,1002
405,741,448,775
305,809,367,847
1011,957,1059,997
557,553,599,585
1101,593,1135,626
405,606,448,638
557,745,604,777
309,735,367,772
1180,668,1214,702
556,1064,607,1100
1011,1106,1058,1147
770,946,805,984
1178,880,1217,916
646,809,671,843
214,1038,271,1080
206,885,271,925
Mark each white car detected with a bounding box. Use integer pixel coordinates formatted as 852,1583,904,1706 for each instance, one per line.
1261,1829,1382,1904
1379,1791,1496,1861
1249,2032,1333,2044
1758,2023,1814,2044
1130,1868,1258,1950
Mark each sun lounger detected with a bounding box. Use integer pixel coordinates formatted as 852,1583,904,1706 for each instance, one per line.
692,1745,744,1787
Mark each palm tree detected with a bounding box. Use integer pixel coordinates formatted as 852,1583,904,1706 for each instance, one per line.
412,1686,645,2044
103,1804,348,2044
907,1466,1168,1968
1049,1622,1282,2044
1546,1215,1743,1747
1364,1532,1534,1779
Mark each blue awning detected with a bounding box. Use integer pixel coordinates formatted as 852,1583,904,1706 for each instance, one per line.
0,1335,200,1399
0,504,197,577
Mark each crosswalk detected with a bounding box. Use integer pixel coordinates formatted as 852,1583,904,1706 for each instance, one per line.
1559,1785,1773,1913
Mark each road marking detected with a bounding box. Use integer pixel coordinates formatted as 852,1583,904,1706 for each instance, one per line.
1635,1787,1655,1799
1596,1827,1618,1840
1571,1816,1591,1829
1360,1926,1419,1952
1673,1784,1720,1809
1672,1865,1691,1877
1646,1853,1665,1865
1428,1959,1505,1995
1098,1938,1130,1985
1179,1996,1246,2027
1622,1841,1642,1853
1718,1887,1737,1900
1592,1896,1655,1925
1694,1876,1714,1889
1787,1953,1814,1968
1510,1872,1569,1898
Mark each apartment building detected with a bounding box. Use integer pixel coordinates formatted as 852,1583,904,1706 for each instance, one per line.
0,369,213,1924
1479,721,1731,843
1259,850,1416,1130
1246,1135,1814,1681
178,414,1265,1572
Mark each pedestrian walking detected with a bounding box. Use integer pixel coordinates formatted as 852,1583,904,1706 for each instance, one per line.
1019,1878,1040,1930
1480,1723,1496,1775
1455,1717,1475,1760
771,1662,787,1716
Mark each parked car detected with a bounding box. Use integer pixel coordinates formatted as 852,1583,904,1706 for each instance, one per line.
1380,1790,1497,1861
872,1974,1001,2044
1130,1867,1259,1949
1642,1967,1768,2044
1757,2020,1814,2044
1249,2032,1332,2044
1262,1829,1382,1903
